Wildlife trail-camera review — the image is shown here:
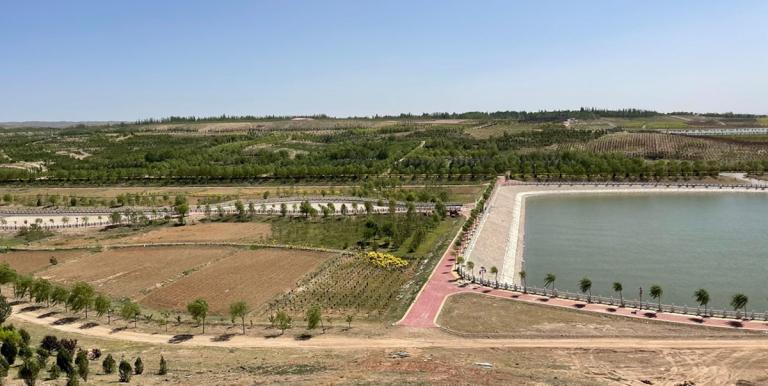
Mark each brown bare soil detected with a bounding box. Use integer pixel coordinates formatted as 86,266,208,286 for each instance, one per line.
140,248,332,314
115,222,272,244
438,293,757,338
0,249,89,274
39,246,237,299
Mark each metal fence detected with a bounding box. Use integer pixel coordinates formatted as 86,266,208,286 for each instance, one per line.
456,266,765,321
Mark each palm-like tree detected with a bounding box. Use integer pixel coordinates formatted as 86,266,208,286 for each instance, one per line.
544,273,556,296
579,277,592,303
693,288,710,316
612,282,624,307
519,270,527,293
730,293,748,319
649,285,663,311
466,261,475,277
490,266,498,284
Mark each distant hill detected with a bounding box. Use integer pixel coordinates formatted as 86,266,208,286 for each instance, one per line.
0,121,125,129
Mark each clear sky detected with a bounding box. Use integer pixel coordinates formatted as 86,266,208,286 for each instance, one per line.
1,0,767,121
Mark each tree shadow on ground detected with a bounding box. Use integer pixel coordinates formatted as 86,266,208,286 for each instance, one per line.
79,322,99,329
264,333,282,339
537,298,549,302
606,308,617,313
294,333,313,341
52,317,79,325
643,312,657,318
110,326,128,334
212,333,235,342
688,317,704,324
573,304,586,309
169,334,194,344
38,311,59,319
9,300,25,306
19,305,45,313
481,289,491,294
728,321,744,328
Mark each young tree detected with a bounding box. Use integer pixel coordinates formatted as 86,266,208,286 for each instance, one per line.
134,357,143,375
280,203,288,217
159,311,171,333
67,282,95,318
579,277,592,303
519,270,527,293
120,300,141,328
0,264,17,296
75,350,88,381
275,310,292,335
434,200,446,218
306,306,321,332
0,296,11,325
345,314,353,329
490,266,499,283
364,201,373,215
731,293,748,319
50,287,69,310
158,355,168,375
649,285,663,311
229,301,249,335
174,195,189,225
234,200,245,220
340,203,348,216
94,295,112,323
118,359,132,383
694,288,710,315
544,273,557,296
466,261,474,276
187,298,209,333
30,279,52,306
102,354,116,374
613,282,624,307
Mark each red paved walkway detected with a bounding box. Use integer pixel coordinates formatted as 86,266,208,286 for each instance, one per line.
398,221,768,332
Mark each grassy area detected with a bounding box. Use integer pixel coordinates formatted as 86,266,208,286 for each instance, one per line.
438,293,758,338
758,117,768,126
267,214,440,251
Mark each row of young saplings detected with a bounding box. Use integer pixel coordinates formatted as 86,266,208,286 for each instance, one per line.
0,263,357,337
458,267,761,321
0,322,166,385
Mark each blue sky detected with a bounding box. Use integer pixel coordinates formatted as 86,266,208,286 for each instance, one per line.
1,0,767,121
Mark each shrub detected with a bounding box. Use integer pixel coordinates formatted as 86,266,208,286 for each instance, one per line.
363,251,408,270
18,358,40,386
19,329,31,346
102,354,116,374
48,363,61,380
1,340,17,365
59,339,77,356
118,360,132,383
75,350,89,381
134,357,143,375
39,336,59,352
158,355,167,375
56,349,74,376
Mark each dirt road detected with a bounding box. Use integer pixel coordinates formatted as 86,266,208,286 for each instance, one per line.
10,305,768,351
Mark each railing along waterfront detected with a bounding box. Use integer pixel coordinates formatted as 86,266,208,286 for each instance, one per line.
456,266,766,321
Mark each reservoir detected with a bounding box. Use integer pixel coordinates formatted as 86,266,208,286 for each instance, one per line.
523,192,768,311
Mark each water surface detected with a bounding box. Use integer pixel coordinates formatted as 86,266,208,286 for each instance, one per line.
523,193,768,310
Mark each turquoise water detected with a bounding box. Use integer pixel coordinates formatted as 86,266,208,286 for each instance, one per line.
523,193,768,311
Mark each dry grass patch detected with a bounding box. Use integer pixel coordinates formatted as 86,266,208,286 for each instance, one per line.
41,246,236,299
140,248,332,314
0,250,88,274
438,293,757,338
